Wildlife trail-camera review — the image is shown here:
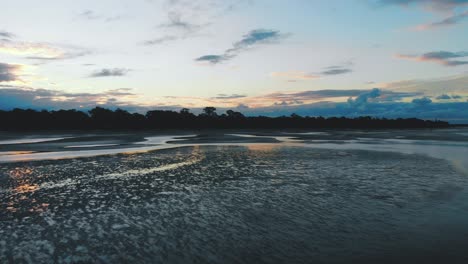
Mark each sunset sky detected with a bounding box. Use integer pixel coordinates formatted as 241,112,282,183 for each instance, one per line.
1,0,468,122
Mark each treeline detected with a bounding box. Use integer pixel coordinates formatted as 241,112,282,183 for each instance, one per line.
0,107,449,130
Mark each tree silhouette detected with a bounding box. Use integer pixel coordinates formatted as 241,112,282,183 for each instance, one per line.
0,106,450,131
202,107,217,117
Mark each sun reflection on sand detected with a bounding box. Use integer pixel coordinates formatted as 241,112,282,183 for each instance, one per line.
4,167,48,214
0,151,35,156
14,183,39,194
9,167,34,178
245,144,279,152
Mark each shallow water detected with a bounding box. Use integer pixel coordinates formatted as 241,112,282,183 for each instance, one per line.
1,129,468,263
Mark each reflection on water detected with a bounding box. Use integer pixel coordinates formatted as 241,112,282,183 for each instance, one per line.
65,143,118,148
0,135,196,163
0,151,35,156
0,137,67,145
244,144,280,152
303,138,468,176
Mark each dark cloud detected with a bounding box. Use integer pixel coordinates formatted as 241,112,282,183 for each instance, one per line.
436,94,452,100
195,29,288,64
238,101,468,124
90,68,130,78
0,86,137,110
318,62,354,76
144,36,179,45
258,88,420,106
0,63,21,82
412,97,433,106
397,51,468,66
211,94,247,99
230,29,285,51
436,94,463,100
347,88,381,108
0,31,15,39
424,51,468,59
321,67,353,75
79,10,100,20
195,55,230,64
416,11,468,30
377,0,468,10
274,100,303,106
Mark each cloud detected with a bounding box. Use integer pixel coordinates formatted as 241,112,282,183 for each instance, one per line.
211,94,247,99
0,86,138,110
89,88,419,111
159,11,205,32
321,67,353,75
231,29,285,51
195,55,230,64
413,10,468,30
0,31,15,39
247,88,420,107
89,68,130,78
436,94,463,100
0,63,22,82
195,29,288,64
271,62,353,81
145,0,251,45
396,51,468,66
270,71,320,81
144,35,179,45
436,94,451,100
380,74,468,96
0,40,91,61
78,10,124,22
79,10,100,20
377,0,468,11
412,96,433,106
239,101,468,124
347,88,381,108
145,12,207,45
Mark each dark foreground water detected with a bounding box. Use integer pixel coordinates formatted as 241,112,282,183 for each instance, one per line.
1,130,468,263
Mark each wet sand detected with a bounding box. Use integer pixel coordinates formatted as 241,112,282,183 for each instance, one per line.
1,128,468,263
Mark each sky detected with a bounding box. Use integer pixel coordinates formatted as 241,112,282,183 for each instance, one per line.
1,0,468,122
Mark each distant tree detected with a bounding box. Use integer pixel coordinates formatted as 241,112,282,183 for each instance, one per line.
89,107,113,120
226,110,245,119
202,107,217,117
180,108,190,115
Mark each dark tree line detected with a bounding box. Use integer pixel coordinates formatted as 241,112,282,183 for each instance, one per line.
0,107,449,131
